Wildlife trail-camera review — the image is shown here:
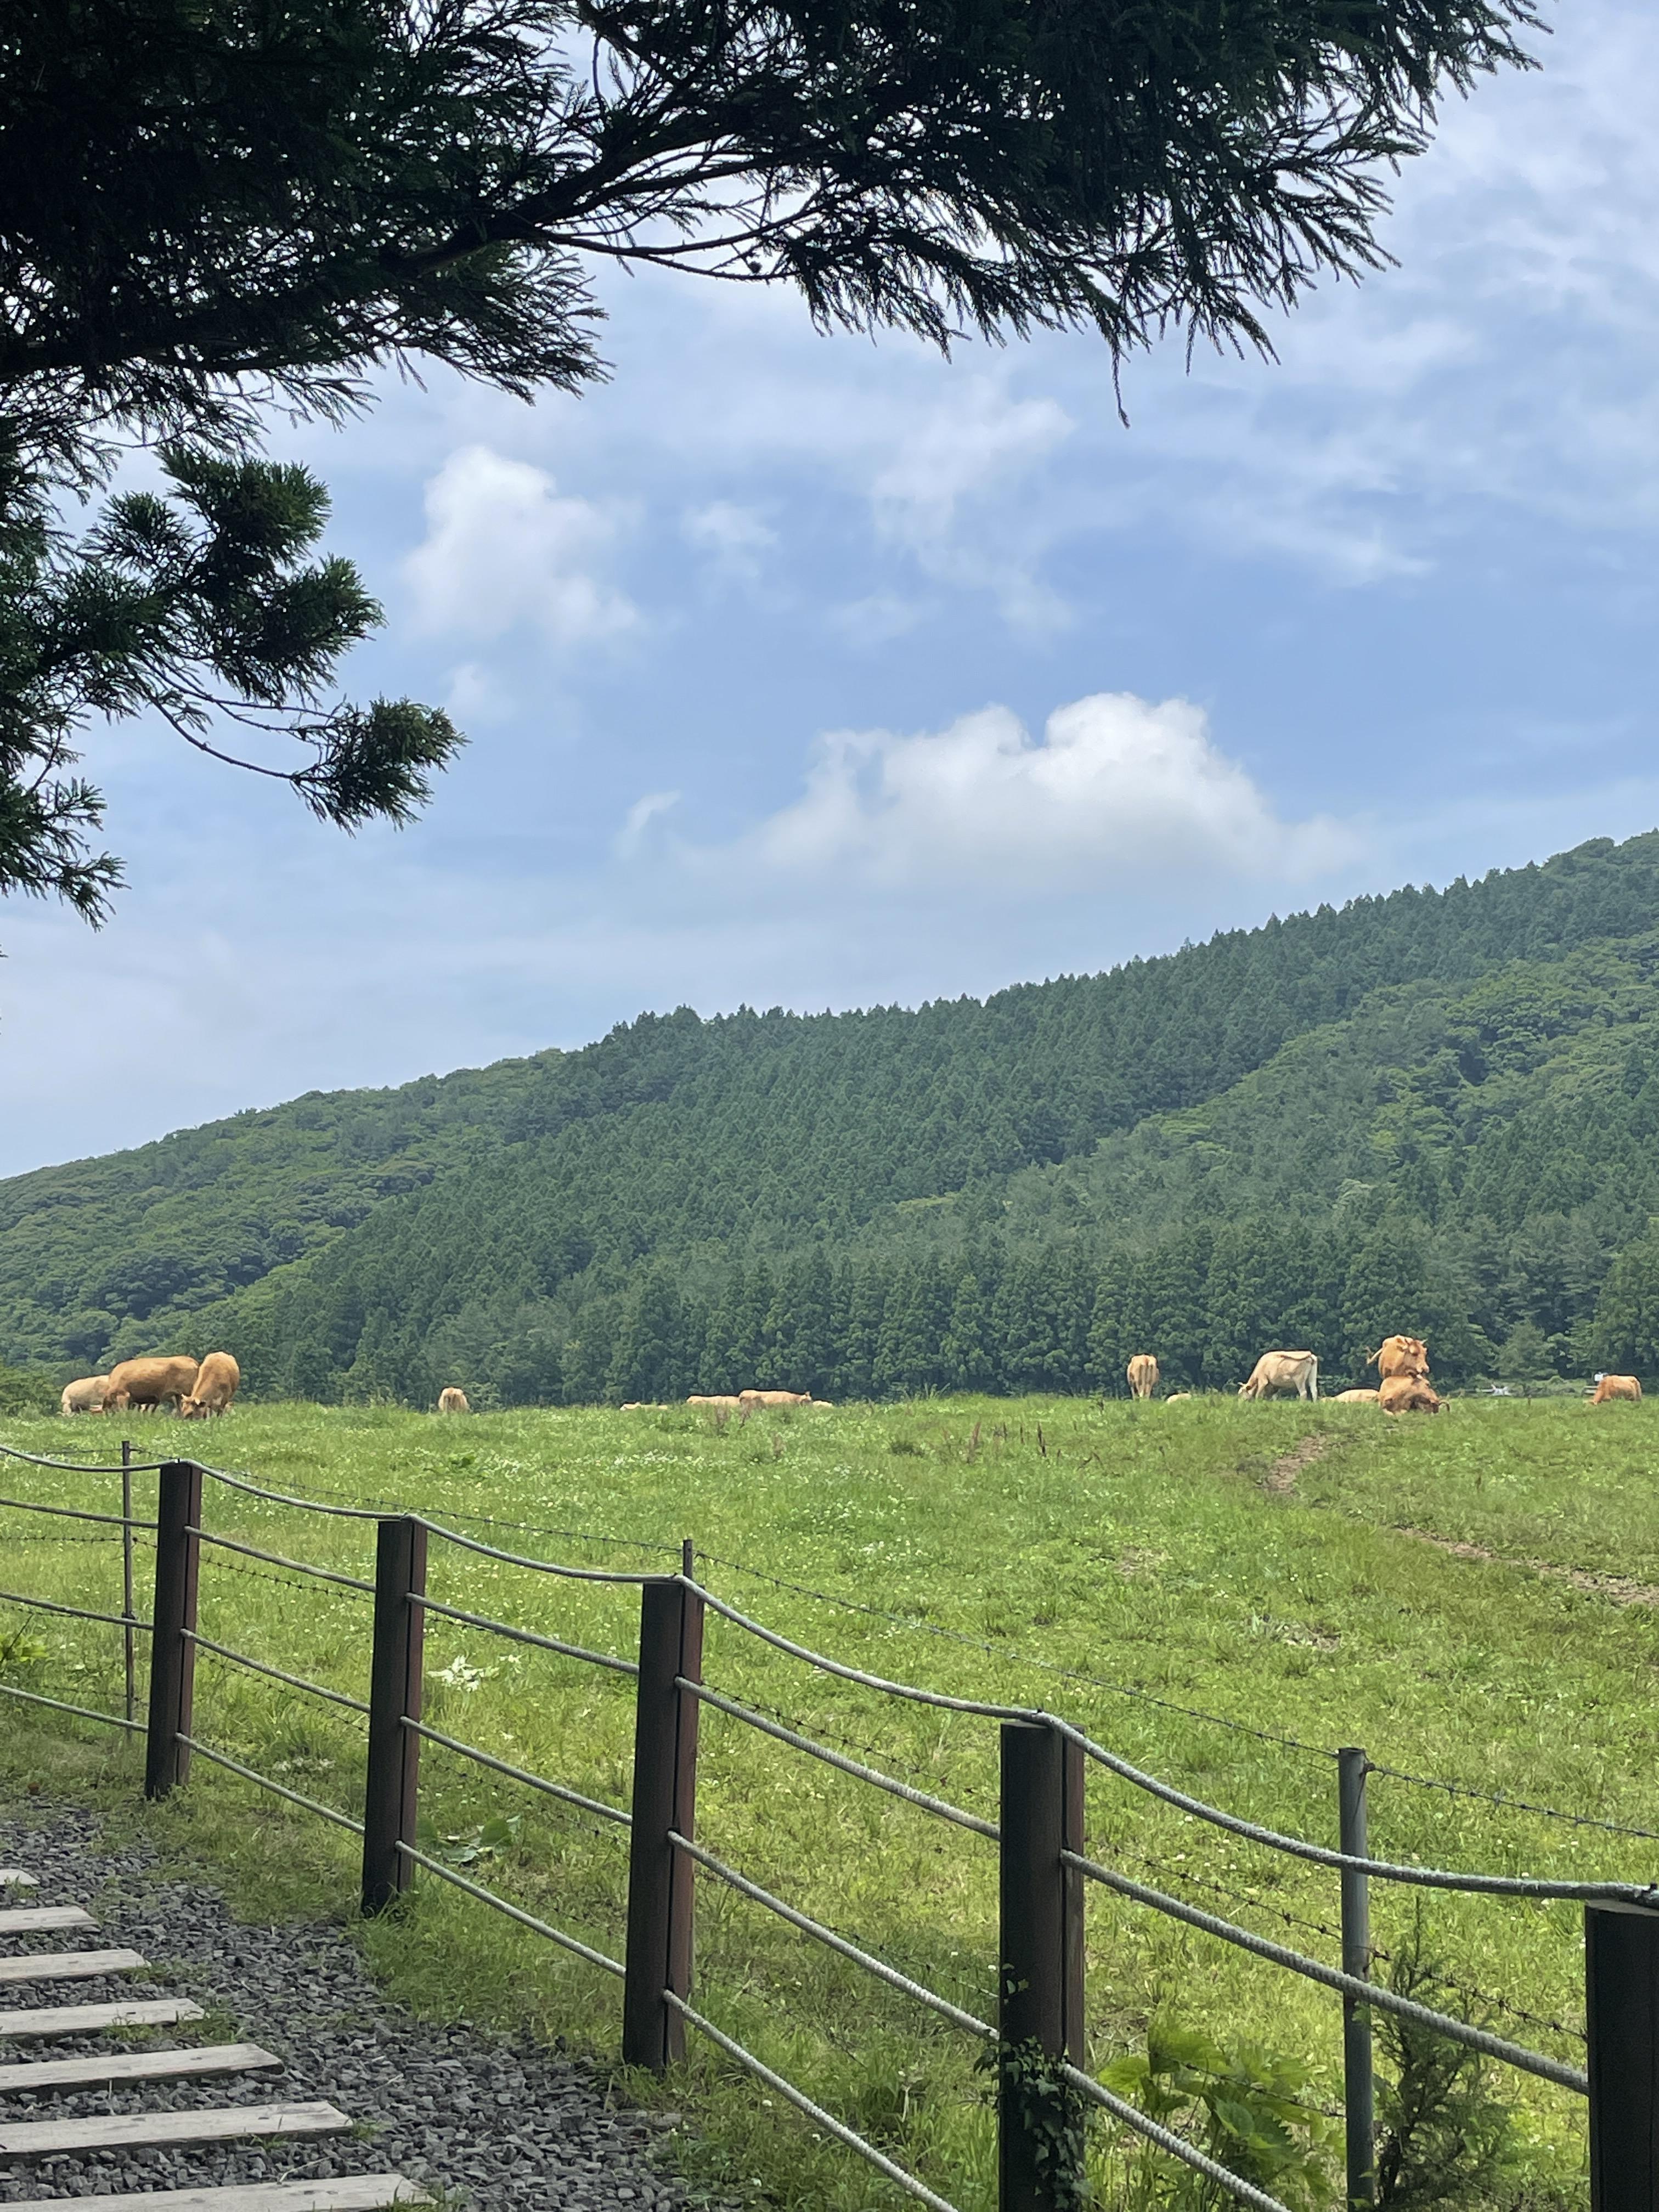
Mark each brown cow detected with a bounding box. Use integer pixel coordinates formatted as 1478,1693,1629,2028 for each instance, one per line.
1366,1335,1430,1383
1126,1354,1159,1400
60,1375,109,1416
738,1390,812,1407
1239,1351,1318,1401
1379,1374,1442,1415
1590,1375,1642,1404
102,1356,199,1414
179,1352,240,1419
437,1386,470,1414
686,1395,742,1408
1334,1387,1381,1403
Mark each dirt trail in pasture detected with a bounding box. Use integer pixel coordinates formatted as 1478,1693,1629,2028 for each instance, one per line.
1262,1432,1336,1493
1397,1527,1659,1609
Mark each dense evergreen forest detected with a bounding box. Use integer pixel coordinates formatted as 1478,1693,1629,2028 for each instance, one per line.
9,830,1659,1402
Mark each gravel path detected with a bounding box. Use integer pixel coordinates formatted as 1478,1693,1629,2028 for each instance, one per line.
0,1803,716,2208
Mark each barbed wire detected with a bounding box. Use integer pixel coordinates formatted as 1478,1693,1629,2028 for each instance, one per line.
695,1551,1338,1760
1370,1763,1659,1846
199,1551,374,1604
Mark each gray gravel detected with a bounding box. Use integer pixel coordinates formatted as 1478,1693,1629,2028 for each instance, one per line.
0,1803,720,2207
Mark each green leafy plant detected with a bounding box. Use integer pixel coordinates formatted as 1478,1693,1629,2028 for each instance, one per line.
975,2033,1093,2212
0,1622,48,1679
1101,2017,1338,2209
1374,1921,1521,2207
416,1812,522,1867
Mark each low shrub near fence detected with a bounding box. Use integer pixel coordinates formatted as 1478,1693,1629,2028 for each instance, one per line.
0,1434,1653,2211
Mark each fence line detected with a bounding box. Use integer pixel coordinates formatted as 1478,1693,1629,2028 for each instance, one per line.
1065,1852,1588,2095
685,1678,1001,1839
406,1717,633,1829
409,1592,637,1675
2,1452,1654,2212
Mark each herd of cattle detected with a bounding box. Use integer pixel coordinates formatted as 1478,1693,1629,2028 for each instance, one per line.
59,1352,240,1419
51,1347,1644,1417
1126,1339,1643,1409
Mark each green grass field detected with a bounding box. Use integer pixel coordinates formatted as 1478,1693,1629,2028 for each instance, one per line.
1,1393,1654,2209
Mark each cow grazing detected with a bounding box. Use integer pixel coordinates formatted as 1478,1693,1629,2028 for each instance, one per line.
179,1352,240,1419
1365,1335,1430,1382
1238,1351,1318,1401
687,1394,742,1408
102,1356,199,1414
1126,1354,1159,1400
1164,1392,1193,1403
738,1390,812,1407
1590,1375,1642,1404
437,1387,470,1414
60,1375,108,1416
1379,1374,1442,1415
1334,1387,1381,1403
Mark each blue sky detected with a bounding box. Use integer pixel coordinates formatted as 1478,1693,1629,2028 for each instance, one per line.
5,0,1659,1175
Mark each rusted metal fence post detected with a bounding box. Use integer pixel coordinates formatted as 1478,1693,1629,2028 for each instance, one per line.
1339,1746,1375,2208
998,1719,1085,2212
1586,1900,1659,2210
362,1516,427,1915
144,1460,202,1797
623,1570,704,2070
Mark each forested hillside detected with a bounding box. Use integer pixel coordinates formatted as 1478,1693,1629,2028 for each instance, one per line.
8,830,1659,1400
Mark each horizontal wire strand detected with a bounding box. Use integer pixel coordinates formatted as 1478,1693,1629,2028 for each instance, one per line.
670,1831,992,2039
394,1842,624,1978
0,1681,145,1733
188,1528,376,1594
664,1991,964,2212
183,1632,370,1715
0,1492,154,1531
1065,1851,1588,2095
684,1679,998,1839
0,1588,150,1634
404,1718,631,1827
178,1736,364,1834
410,1595,637,1676
1061,2064,1292,2212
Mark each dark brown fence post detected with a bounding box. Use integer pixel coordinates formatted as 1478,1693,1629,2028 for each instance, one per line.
144,1460,202,1798
999,1719,1085,2212
362,1516,427,1915
623,1572,704,2070
1587,1901,1659,2210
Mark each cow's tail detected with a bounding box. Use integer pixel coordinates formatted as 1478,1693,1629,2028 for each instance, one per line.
1308,1357,1319,1401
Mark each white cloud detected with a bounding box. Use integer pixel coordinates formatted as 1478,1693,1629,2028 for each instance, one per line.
682,501,777,580
614,789,680,857
735,692,1359,890
404,445,636,643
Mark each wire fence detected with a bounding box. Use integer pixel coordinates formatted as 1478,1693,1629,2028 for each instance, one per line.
0,1434,1651,2212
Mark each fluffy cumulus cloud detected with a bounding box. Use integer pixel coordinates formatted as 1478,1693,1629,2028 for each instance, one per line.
736,692,1359,889
404,444,636,642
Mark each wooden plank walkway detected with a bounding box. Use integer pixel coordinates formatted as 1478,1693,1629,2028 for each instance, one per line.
0,1870,430,2209
1,2180,425,2211
0,2039,281,2095
0,1995,204,2038
0,1944,146,1984
0,1903,94,1934
0,2098,350,2158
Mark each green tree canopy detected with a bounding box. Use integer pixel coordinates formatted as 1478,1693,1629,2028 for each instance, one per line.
2,0,1539,917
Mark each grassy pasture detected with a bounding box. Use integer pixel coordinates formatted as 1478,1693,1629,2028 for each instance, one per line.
1,1392,1655,2208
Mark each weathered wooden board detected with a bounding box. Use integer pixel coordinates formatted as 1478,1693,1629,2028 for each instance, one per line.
0,2096,349,2157
0,1947,145,1986
0,1996,204,2039
0,2040,281,2094
0,2179,426,2211
0,1905,94,1934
